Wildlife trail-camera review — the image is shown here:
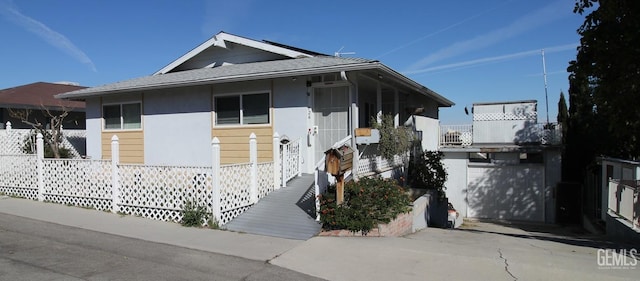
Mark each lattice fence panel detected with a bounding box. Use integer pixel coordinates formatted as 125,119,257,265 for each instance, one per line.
473,112,537,121
356,154,377,176
257,162,275,199
60,130,86,158
0,155,38,199
0,130,31,155
42,159,112,211
0,129,86,157
219,163,252,224
356,154,405,177
118,164,213,223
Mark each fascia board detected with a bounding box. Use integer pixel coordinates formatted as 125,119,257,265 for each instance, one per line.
153,36,221,75
153,32,312,75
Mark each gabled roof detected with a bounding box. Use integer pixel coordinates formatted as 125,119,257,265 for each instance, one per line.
154,31,318,75
0,82,85,110
56,56,454,107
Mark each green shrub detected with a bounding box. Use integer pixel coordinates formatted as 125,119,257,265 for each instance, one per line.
372,114,414,161
319,176,411,235
408,150,448,199
180,200,209,227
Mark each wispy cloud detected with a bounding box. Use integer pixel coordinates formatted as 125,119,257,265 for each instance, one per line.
404,43,578,75
405,0,572,72
0,0,96,72
375,0,513,59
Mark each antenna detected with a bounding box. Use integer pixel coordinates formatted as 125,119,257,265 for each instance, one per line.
334,46,356,57
541,49,549,124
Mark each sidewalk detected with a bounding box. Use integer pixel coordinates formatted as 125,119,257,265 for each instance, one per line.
0,196,301,262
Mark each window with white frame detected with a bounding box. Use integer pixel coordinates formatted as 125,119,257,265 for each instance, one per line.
215,92,270,125
103,102,142,130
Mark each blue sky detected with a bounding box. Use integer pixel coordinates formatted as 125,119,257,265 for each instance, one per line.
0,0,584,124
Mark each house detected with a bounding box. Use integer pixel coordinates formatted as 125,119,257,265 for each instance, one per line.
440,100,562,226
56,31,453,171
0,82,86,129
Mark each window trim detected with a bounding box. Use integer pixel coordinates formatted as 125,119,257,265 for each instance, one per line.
213,91,272,127
102,101,143,131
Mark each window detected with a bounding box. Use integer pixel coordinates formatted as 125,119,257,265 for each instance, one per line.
469,152,492,163
103,103,141,130
215,93,269,125
519,153,543,164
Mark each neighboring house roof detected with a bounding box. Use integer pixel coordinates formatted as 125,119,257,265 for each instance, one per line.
0,82,86,110
57,56,454,107
154,31,319,75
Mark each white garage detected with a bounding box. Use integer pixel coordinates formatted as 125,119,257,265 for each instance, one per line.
466,163,545,222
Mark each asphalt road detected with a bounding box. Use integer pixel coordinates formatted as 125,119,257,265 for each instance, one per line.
0,213,324,281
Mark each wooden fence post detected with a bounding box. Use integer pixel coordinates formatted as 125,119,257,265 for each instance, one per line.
5,121,11,131
211,137,222,224
249,133,258,203
111,135,120,213
273,133,281,190
36,133,44,202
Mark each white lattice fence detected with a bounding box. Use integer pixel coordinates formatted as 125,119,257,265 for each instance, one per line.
219,163,252,224
0,130,31,155
0,155,38,199
42,159,112,211
118,164,213,223
60,129,86,158
0,129,85,157
356,154,405,176
257,162,275,199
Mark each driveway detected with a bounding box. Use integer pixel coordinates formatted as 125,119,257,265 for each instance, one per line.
271,220,640,281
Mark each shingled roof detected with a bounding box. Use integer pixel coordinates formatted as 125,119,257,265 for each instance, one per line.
0,82,86,110
55,56,454,106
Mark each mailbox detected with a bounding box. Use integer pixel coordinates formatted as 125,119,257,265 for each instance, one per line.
324,145,354,176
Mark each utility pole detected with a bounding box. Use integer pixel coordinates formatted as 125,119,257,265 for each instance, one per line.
542,49,550,124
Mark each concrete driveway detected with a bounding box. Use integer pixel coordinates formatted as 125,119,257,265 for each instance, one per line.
271,220,640,281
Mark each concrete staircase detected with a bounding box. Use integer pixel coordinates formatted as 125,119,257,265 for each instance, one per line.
222,174,321,240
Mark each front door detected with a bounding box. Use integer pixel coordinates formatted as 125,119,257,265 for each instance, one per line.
313,86,350,164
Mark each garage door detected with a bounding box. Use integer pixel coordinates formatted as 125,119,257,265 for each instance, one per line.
466,164,544,222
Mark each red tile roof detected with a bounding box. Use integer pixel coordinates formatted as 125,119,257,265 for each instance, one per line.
0,82,86,110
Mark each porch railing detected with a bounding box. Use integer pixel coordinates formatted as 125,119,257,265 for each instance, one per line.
439,123,562,147
281,137,303,187
608,179,640,229
440,124,473,147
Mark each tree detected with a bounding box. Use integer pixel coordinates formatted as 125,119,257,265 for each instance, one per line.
9,107,72,158
569,0,640,159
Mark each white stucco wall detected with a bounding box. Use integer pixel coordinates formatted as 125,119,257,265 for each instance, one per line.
413,116,440,151
544,149,561,223
143,87,212,166
84,97,103,160
272,78,311,172
442,152,468,227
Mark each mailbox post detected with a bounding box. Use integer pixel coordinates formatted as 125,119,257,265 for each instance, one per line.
324,145,354,205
